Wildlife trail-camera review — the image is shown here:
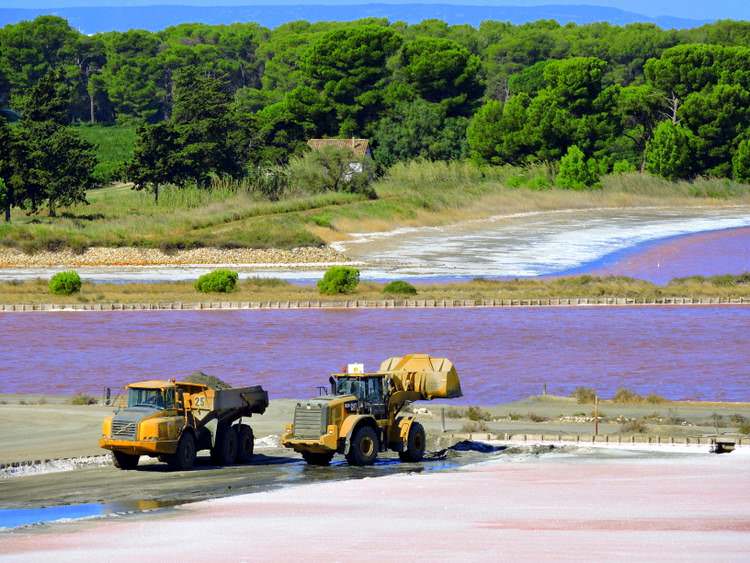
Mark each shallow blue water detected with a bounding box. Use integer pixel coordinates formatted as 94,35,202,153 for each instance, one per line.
0,504,106,529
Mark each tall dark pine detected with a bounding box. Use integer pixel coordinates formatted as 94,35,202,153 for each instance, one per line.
172,68,240,185
126,122,181,203
11,70,97,216
0,117,13,221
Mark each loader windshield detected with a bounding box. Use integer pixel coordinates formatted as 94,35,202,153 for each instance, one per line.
335,377,363,398
127,387,174,410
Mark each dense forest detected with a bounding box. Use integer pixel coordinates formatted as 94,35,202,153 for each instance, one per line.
3,16,750,216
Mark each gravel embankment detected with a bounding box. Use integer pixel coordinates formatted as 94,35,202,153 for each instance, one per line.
0,246,347,267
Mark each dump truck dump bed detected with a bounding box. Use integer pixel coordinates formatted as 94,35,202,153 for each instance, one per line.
211,385,269,412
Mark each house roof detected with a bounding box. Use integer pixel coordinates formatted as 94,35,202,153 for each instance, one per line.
307,138,370,159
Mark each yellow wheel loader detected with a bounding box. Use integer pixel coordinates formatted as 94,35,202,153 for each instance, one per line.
281,354,462,466
100,380,268,470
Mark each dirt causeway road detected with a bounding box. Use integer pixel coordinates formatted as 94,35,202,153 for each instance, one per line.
0,398,496,510
0,442,497,510
3,396,750,511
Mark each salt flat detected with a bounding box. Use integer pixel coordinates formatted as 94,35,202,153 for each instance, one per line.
2,448,748,562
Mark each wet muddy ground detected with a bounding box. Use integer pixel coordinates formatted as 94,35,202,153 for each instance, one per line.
0,441,509,517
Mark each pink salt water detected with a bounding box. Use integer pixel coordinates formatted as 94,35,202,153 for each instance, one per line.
2,306,749,402
590,226,750,284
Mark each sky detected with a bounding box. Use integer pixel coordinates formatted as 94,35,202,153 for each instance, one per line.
1,1,748,21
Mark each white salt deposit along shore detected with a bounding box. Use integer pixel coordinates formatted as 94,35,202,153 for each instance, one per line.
2,448,749,562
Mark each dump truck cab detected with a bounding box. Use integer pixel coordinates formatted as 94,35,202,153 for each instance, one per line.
100,379,268,471
282,354,462,466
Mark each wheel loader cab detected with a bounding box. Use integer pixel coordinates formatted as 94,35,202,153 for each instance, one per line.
335,375,387,419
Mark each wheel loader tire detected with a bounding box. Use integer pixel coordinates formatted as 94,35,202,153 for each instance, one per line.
302,451,334,466
399,421,426,463
236,424,255,464
211,425,239,466
112,451,140,470
167,432,196,471
345,425,379,466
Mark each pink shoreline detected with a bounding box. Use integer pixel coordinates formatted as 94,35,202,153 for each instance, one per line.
592,226,750,284
3,451,750,562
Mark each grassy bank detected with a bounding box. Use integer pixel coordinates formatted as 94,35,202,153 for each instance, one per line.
2,274,750,305
75,124,137,184
3,159,750,253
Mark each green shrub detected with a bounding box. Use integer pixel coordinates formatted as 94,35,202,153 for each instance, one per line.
738,422,750,435
383,280,417,295
245,164,289,201
613,388,643,403
288,146,376,198
613,159,637,174
645,121,696,181
49,271,82,295
245,277,290,289
528,413,549,422
461,421,488,433
317,266,360,295
665,415,687,425
645,393,666,404
710,413,727,428
466,406,492,422
620,419,648,433
194,269,239,293
71,393,97,405
571,386,596,404
732,139,750,183
444,407,464,419
557,145,600,189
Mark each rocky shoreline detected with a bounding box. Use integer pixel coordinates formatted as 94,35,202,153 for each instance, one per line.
0,246,348,267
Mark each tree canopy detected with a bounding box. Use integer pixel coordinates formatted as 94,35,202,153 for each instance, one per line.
3,16,750,187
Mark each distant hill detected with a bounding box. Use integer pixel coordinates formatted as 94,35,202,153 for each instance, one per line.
0,4,707,33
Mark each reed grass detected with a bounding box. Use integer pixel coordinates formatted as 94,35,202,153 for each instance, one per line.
3,159,750,253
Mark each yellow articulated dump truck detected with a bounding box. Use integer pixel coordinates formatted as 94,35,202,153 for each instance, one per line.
282,354,462,466
100,379,268,471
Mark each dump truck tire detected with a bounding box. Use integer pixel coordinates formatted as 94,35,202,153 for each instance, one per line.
168,432,197,470
236,424,255,463
302,452,334,466
345,425,379,466
211,425,238,466
112,451,140,470
399,421,426,462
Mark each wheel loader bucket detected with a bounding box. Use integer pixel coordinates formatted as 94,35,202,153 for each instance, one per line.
380,354,463,399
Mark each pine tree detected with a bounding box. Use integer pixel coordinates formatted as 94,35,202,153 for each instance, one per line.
557,145,599,189
645,121,695,181
732,139,750,183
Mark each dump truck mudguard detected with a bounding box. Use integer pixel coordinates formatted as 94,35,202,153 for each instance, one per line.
340,415,377,454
